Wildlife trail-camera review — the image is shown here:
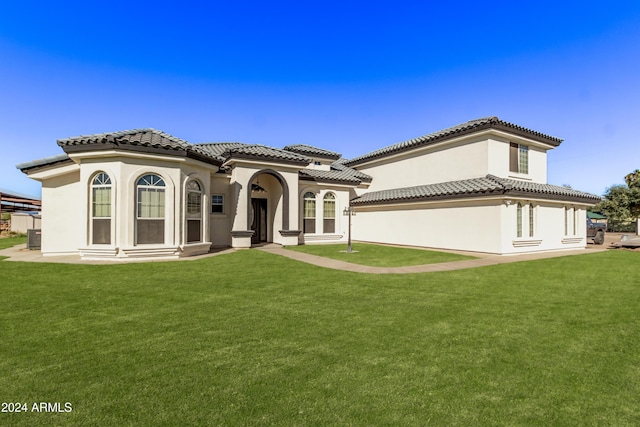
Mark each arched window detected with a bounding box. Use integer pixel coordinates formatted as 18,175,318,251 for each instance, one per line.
136,174,165,244
303,192,316,233
323,193,336,233
186,180,202,243
91,172,112,244
529,204,535,237
516,203,523,238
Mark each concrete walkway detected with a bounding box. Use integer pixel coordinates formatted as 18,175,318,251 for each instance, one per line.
257,245,609,274
0,242,609,273
0,244,235,264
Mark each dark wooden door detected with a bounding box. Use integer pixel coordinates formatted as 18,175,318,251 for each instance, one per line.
251,198,268,244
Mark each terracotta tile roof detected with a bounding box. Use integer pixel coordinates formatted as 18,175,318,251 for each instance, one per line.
283,144,341,160
57,128,221,165
493,177,601,202
344,117,563,167
58,128,191,150
221,144,311,165
193,142,247,162
351,175,601,206
298,157,372,185
299,168,361,183
329,160,373,181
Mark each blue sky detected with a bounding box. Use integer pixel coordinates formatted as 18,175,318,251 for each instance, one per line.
1,0,639,198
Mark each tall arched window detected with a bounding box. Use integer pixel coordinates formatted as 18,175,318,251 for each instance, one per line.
136,174,165,244
516,203,523,238
91,172,112,244
323,193,336,233
186,180,202,243
303,192,316,233
529,204,535,237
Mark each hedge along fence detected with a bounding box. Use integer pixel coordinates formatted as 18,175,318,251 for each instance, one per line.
607,220,637,233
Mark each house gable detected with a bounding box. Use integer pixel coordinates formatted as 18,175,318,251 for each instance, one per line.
344,116,561,167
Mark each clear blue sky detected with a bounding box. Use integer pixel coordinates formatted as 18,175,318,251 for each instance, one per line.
2,0,639,198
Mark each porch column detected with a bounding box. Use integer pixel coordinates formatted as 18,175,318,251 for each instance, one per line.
279,170,301,245
229,167,254,248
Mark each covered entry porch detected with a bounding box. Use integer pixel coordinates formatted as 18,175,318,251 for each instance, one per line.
229,166,303,248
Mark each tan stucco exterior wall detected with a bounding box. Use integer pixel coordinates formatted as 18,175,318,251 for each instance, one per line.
352,200,505,254
353,132,551,196
352,199,590,255
210,173,233,247
40,170,83,255
354,137,491,193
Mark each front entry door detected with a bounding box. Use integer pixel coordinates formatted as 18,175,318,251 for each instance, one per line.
251,198,268,244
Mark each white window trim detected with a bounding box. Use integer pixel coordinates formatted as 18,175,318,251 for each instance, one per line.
135,173,167,246
509,142,530,176
211,194,225,214
186,180,204,244
89,172,113,246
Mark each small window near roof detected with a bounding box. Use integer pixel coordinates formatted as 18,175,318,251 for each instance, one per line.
509,143,529,174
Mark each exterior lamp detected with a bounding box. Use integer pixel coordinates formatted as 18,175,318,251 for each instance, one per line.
342,206,356,253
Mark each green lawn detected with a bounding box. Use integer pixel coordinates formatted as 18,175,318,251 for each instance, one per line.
1,249,639,425
0,234,26,250
285,242,474,266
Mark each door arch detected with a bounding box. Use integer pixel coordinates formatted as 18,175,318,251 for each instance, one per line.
245,169,291,231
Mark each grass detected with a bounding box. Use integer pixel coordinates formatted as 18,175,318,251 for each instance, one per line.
1,249,640,425
0,234,26,250
284,242,474,266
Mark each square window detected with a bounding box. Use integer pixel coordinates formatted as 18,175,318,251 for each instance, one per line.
212,194,224,213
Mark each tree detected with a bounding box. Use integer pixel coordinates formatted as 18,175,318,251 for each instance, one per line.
629,186,640,220
595,185,631,225
597,170,640,232
625,169,640,189
623,170,640,221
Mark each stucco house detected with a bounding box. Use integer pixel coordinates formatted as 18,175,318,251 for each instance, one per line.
17,116,601,260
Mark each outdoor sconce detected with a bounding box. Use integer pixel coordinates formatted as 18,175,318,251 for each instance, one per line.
342,206,356,253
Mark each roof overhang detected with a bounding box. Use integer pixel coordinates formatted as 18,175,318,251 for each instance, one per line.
22,161,80,181
351,193,598,209
345,117,563,168
222,157,309,172
299,175,362,186
62,143,222,167
351,190,600,207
